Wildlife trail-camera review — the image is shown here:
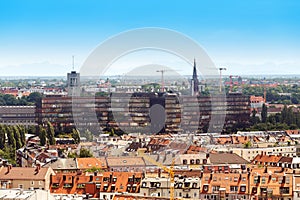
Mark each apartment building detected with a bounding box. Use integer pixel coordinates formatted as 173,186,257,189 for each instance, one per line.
140,176,200,199
50,171,143,199
0,165,54,190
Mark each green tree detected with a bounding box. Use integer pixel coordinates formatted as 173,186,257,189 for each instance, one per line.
244,141,252,148
17,125,26,146
0,125,5,149
6,126,16,149
39,127,47,146
46,122,56,145
79,148,93,158
27,92,42,106
13,126,22,149
261,104,268,123
67,152,78,158
71,129,80,144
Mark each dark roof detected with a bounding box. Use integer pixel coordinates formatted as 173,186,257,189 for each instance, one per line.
279,156,293,163
209,153,248,164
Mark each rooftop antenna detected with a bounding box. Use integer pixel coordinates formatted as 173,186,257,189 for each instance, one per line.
72,55,75,71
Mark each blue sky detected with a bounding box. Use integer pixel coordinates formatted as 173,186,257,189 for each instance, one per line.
0,0,300,76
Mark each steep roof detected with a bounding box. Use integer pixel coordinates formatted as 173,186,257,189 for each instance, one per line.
0,166,53,180
76,157,107,169
106,157,146,167
209,153,248,164
43,158,77,170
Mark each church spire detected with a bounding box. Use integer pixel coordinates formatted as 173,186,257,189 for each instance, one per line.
192,58,199,96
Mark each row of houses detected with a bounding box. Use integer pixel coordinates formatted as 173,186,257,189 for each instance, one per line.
0,164,299,200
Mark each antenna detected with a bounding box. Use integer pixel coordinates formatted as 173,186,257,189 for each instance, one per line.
72,55,75,70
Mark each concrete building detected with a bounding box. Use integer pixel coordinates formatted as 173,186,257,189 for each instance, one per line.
67,71,80,96
0,106,36,126
37,92,250,134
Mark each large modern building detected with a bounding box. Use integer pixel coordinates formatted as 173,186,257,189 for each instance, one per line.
36,92,250,134
0,106,36,126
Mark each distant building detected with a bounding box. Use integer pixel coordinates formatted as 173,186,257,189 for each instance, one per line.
0,106,36,126
67,71,80,96
37,92,250,134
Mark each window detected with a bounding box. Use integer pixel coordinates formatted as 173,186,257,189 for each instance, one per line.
260,187,267,194
177,183,183,188
141,182,147,188
203,185,209,192
196,159,200,164
18,184,23,189
184,182,190,187
203,159,207,164
183,159,187,164
280,187,289,194
77,184,85,188
230,186,238,192
240,186,246,192
111,185,116,192
212,186,220,192
103,177,109,182
261,177,266,184
192,183,197,188
254,176,260,184
252,187,257,194
31,181,34,185
190,159,195,164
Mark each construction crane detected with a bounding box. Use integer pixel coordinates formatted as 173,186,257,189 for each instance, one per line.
140,152,175,200
218,67,227,92
156,69,172,92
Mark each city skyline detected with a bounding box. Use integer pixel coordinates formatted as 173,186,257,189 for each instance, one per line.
0,0,300,76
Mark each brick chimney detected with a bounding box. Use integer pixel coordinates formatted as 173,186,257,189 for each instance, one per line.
6,164,12,174
35,163,41,173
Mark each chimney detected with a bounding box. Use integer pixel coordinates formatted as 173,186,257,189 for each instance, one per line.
35,163,41,173
6,164,12,174
206,153,210,159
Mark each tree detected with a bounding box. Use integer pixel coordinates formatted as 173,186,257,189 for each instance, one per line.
79,148,93,158
0,125,5,149
17,125,26,146
39,127,47,146
71,129,80,144
244,141,252,148
27,92,42,106
46,122,56,145
261,104,268,123
6,126,16,149
13,126,22,149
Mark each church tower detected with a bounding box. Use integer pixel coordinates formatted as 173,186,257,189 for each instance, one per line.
191,59,199,96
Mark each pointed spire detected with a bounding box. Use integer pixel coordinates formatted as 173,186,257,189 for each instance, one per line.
192,58,199,96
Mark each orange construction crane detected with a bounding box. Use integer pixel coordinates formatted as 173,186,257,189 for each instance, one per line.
141,152,175,200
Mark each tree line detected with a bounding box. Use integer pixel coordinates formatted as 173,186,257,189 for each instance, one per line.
249,104,300,131
0,92,42,106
